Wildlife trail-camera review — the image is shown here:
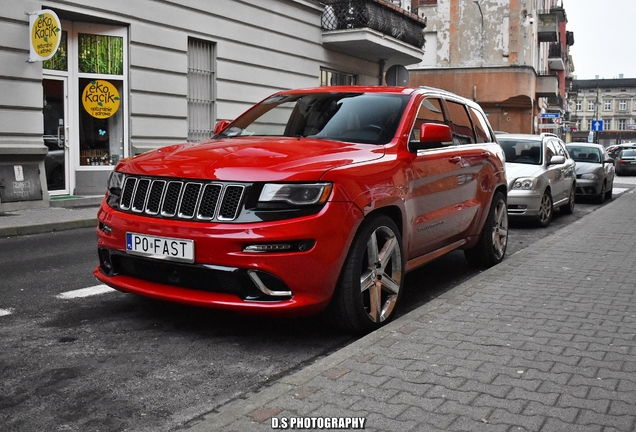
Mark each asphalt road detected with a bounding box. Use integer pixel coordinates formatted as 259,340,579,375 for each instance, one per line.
0,183,632,431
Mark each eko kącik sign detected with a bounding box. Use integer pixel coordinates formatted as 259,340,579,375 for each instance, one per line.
82,80,121,119
29,10,62,62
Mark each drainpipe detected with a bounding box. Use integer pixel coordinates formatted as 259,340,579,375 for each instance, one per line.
379,59,387,85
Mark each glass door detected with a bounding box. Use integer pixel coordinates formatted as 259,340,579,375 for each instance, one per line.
42,77,69,194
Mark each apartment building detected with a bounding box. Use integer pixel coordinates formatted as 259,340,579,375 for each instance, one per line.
1,0,426,211
405,0,574,136
569,77,636,145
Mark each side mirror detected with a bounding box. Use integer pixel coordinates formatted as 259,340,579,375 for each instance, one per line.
214,120,231,135
408,123,453,152
549,155,566,165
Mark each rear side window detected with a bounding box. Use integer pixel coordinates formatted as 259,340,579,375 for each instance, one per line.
445,101,476,145
468,107,492,143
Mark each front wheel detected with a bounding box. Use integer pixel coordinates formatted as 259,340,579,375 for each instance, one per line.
327,214,404,335
536,190,553,227
464,191,508,267
595,182,606,204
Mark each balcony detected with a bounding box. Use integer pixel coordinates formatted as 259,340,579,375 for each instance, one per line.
537,12,558,43
536,72,559,98
320,0,427,65
548,43,565,71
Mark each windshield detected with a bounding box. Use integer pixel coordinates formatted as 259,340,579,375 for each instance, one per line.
567,146,602,163
499,138,543,165
216,92,410,145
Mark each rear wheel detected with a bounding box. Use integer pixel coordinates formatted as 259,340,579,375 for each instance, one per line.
464,191,508,267
536,190,553,227
327,214,404,335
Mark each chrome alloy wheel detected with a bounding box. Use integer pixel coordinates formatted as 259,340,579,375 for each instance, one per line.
490,198,508,260
537,191,553,226
360,225,403,323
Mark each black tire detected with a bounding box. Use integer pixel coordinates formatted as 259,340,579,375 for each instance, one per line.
605,184,613,200
464,191,508,267
327,214,404,335
595,182,606,204
561,185,576,214
536,190,553,227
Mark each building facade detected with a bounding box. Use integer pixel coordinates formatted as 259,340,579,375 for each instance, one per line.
0,0,426,211
569,77,636,145
404,0,574,136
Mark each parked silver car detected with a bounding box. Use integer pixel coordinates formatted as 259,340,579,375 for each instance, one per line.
566,143,615,203
498,133,576,227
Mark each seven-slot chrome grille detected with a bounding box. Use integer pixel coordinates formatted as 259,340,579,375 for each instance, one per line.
119,175,245,221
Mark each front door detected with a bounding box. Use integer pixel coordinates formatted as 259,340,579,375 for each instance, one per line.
42,77,69,195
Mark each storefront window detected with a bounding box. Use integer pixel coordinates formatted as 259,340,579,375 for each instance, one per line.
78,33,123,74
79,78,124,166
43,30,67,71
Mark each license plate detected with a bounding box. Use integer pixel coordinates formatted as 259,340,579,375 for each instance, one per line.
126,232,194,263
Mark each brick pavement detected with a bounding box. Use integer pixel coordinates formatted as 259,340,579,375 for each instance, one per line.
184,189,636,432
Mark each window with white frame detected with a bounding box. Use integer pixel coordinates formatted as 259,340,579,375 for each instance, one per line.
618,119,626,130
619,100,627,110
604,100,611,110
320,69,356,86
604,119,611,130
576,101,581,111
588,100,595,111
187,38,216,142
587,119,594,130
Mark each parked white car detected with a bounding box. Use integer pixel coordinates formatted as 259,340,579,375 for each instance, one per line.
498,133,576,227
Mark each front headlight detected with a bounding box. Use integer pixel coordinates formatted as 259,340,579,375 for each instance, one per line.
580,172,598,180
259,183,333,206
106,171,125,208
107,171,125,194
512,178,537,190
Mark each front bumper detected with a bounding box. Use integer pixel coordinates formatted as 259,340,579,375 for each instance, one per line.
95,199,363,316
575,178,603,196
506,189,543,218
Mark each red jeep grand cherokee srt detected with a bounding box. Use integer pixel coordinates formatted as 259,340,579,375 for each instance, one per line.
95,86,508,334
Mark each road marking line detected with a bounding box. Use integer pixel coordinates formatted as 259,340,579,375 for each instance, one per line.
56,284,115,299
0,309,13,317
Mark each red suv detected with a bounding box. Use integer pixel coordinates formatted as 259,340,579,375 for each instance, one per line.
95,86,508,334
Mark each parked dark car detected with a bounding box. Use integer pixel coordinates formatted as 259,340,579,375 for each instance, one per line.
566,143,615,203
615,148,636,175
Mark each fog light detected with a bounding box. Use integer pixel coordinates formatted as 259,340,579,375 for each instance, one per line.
99,222,112,234
99,249,114,275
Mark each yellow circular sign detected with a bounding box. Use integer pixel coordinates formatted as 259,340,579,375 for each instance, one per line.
82,80,121,119
30,11,61,60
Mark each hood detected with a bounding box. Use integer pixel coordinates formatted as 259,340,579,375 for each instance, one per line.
574,161,603,175
118,137,385,182
505,162,544,180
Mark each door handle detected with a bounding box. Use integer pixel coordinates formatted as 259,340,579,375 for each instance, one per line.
57,125,64,148
449,156,462,164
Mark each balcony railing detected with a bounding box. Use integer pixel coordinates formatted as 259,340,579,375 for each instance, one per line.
320,0,426,48
548,43,565,70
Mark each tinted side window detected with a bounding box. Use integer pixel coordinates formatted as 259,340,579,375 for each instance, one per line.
468,107,492,143
411,98,445,142
445,101,476,145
